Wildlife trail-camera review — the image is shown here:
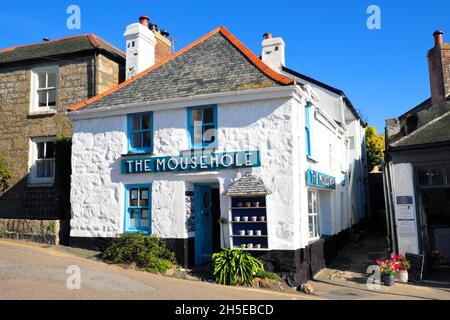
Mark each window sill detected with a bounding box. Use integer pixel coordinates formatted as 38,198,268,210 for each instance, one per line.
28,109,57,118
121,152,154,157
27,182,54,188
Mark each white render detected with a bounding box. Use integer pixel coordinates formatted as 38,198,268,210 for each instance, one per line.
69,85,367,251
261,37,286,73
123,22,156,79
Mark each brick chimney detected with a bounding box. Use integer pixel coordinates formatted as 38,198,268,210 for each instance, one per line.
428,30,450,105
261,32,285,73
123,16,172,80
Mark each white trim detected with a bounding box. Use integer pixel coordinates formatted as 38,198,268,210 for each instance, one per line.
67,86,306,120
29,65,59,115
28,136,56,186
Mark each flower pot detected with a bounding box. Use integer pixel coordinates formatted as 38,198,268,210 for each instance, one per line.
383,274,395,287
244,202,252,208
251,216,258,222
246,230,254,236
397,270,408,283
247,243,253,249
253,202,260,208
234,216,241,222
242,216,249,222
240,244,246,249
238,230,245,236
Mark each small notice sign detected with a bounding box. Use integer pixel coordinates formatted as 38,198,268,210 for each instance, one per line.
396,196,413,205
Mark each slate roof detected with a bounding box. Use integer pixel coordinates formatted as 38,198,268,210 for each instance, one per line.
0,34,125,67
68,26,294,112
398,97,432,120
391,101,450,148
226,173,271,195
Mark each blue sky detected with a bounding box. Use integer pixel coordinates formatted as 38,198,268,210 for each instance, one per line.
1,0,449,132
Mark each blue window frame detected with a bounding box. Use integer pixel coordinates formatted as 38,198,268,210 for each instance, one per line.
187,105,218,149
127,112,153,154
305,102,312,157
124,184,152,234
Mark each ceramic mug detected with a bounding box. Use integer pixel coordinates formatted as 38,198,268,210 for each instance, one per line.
245,202,252,208
255,244,261,249
253,202,260,208
234,216,241,222
246,230,254,236
239,230,246,236
237,202,244,207
259,216,266,222
242,216,249,222
247,243,254,249
240,244,246,249
255,230,262,236
251,216,258,222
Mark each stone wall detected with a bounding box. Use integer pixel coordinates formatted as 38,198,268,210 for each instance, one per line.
0,53,123,240
0,218,63,244
96,54,123,94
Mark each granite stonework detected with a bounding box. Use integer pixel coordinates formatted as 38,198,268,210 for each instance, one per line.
0,51,124,243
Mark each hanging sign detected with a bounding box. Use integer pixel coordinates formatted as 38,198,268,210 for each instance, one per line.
122,150,261,174
306,169,336,190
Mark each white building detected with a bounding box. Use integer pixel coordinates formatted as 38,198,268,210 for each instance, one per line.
67,17,367,286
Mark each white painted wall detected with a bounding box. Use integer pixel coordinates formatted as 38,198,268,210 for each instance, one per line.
70,88,366,251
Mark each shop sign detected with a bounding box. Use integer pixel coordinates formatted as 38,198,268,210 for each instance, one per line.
122,150,261,174
306,169,336,190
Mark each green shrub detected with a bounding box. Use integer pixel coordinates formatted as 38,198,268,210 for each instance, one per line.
255,271,276,280
0,153,12,194
103,233,177,274
211,249,265,286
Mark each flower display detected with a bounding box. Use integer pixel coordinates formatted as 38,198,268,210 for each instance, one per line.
392,254,411,271
376,257,400,275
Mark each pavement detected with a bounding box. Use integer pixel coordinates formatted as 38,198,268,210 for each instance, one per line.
0,238,315,300
1,235,449,300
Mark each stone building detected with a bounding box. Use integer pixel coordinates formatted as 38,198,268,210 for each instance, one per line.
384,31,450,280
67,17,367,286
0,33,126,243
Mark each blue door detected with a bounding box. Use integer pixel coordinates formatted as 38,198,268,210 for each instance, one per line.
195,185,213,265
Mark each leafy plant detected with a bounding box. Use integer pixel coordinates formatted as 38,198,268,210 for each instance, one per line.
255,271,276,280
103,233,177,274
0,153,12,194
365,126,385,171
211,249,264,286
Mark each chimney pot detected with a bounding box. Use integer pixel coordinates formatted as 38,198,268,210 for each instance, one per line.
263,33,272,39
139,16,150,27
433,30,444,47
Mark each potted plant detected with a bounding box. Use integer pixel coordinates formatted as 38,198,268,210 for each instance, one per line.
376,257,399,286
393,254,411,283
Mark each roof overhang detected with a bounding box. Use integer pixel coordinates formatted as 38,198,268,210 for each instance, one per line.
66,85,306,121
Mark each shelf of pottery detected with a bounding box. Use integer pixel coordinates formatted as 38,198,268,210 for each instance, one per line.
229,196,268,250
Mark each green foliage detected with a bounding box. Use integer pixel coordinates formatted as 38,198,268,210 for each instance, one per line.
211,249,265,286
103,233,177,274
0,153,12,194
255,270,276,280
365,126,385,171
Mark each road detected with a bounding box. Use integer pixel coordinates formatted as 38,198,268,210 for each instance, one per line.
0,239,314,300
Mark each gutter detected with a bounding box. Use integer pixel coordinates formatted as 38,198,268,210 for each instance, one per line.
66,85,306,120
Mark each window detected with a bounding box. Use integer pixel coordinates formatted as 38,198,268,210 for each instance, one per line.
188,105,217,149
127,112,153,154
125,185,151,234
29,137,55,185
308,190,320,240
31,66,58,114
305,102,312,157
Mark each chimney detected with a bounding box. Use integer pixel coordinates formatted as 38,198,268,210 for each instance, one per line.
428,30,450,105
261,32,285,73
123,16,157,79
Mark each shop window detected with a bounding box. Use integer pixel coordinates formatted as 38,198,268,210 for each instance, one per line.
30,66,58,114
308,190,320,240
188,105,217,149
125,184,151,234
305,102,312,157
429,166,444,185
127,112,153,154
29,137,55,185
417,166,446,187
